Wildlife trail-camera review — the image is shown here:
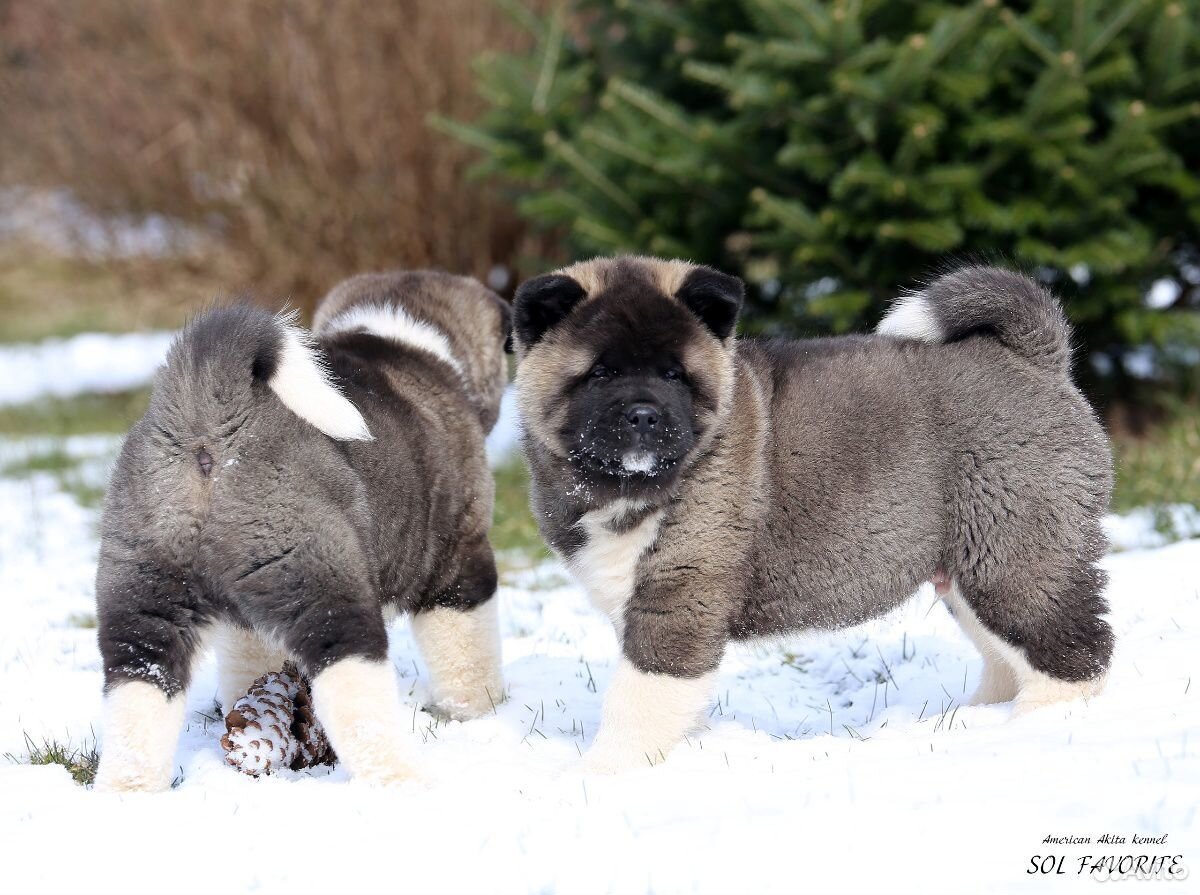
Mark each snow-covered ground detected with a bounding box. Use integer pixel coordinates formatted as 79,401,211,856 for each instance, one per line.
1,333,1197,894
0,449,1196,893
0,331,175,406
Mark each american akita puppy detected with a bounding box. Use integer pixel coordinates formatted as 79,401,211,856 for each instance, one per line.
511,257,1113,773
94,270,510,791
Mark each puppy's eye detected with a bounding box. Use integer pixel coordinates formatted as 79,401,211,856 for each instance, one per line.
589,363,613,380
663,367,683,381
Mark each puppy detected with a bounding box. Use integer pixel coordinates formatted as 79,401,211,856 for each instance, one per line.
94,270,511,791
510,257,1113,773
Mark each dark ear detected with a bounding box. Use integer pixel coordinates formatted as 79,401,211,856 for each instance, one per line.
676,267,744,340
512,274,587,348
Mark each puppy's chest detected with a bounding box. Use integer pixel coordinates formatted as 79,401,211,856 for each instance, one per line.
567,504,664,627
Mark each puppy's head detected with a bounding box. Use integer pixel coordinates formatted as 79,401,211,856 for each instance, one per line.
513,256,742,493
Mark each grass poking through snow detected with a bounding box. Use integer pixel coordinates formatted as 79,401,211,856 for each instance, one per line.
5,732,100,786
0,445,110,509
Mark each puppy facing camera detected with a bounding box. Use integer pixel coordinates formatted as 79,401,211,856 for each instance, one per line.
511,256,1113,773
93,271,511,791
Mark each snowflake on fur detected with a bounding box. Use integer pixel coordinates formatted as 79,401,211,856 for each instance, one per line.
221,663,336,776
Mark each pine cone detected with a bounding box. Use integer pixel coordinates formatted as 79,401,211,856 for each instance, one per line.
221,663,336,776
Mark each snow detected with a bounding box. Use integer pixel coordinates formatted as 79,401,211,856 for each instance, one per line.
1104,504,1200,551
0,332,175,407
1,443,1198,893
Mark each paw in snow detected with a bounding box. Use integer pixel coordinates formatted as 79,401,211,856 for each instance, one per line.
93,767,167,794
424,683,504,723
1012,673,1106,716
578,743,662,775
424,696,487,723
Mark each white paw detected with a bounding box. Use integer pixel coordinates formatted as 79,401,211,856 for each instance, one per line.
1013,672,1106,716
93,765,170,793
425,679,504,722
579,743,662,775
351,760,423,787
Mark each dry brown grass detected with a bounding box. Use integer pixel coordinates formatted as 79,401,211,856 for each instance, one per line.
0,0,543,310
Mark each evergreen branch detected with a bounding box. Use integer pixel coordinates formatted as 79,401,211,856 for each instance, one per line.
532,3,567,114
495,0,548,39
581,126,730,205
998,8,1062,68
1084,1,1143,63
751,188,820,239
544,131,641,217
607,78,699,140
774,0,832,41
618,0,697,35
427,115,509,156
1163,70,1200,98
579,125,681,179
727,34,829,67
1072,0,1087,59
924,3,991,70
575,216,636,250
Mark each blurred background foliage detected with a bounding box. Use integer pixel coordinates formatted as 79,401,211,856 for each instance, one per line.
444,0,1200,411
0,0,547,302
0,0,1198,549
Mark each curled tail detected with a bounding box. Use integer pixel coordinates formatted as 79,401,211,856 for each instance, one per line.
877,266,1072,376
160,304,372,441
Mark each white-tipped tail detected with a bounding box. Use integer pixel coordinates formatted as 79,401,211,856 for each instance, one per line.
322,304,464,376
877,293,944,343
270,317,373,441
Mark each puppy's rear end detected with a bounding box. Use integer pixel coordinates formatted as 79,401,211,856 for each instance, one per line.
93,306,413,791
880,267,1114,711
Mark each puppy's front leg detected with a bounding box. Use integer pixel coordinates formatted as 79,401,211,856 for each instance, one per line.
582,658,714,773
582,573,727,773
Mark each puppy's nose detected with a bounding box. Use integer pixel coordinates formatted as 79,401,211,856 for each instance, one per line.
625,404,659,433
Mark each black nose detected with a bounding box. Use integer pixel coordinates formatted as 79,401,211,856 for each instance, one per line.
625,404,659,433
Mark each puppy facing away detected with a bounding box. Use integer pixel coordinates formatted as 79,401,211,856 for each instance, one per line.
511,257,1114,773
93,271,511,791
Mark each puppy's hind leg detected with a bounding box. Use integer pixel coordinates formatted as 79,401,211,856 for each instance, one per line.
94,559,204,792
286,613,421,785
411,600,504,721
943,582,1019,706
410,548,505,721
272,592,420,785
309,655,422,785
240,521,422,785
953,558,1112,715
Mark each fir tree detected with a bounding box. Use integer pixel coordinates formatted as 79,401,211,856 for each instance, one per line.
438,0,1200,404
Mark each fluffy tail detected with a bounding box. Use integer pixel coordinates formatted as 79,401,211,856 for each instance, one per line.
160,305,372,441
877,266,1072,376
